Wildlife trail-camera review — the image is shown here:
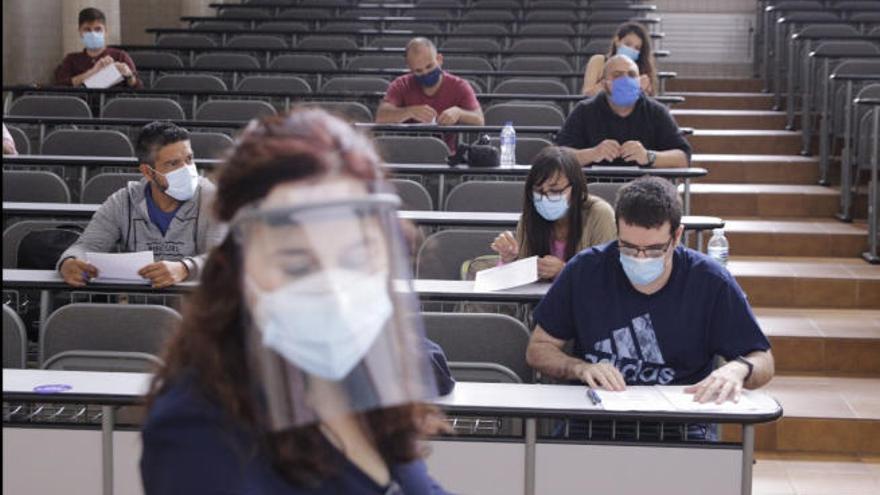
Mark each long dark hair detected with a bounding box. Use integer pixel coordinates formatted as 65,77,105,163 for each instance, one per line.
146,108,441,487
607,22,657,95
521,146,589,261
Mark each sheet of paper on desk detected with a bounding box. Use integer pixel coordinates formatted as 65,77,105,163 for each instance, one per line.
596,386,674,411
83,63,123,89
473,255,538,292
85,251,153,283
659,386,761,413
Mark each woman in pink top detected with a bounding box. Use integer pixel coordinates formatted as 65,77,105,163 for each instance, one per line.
491,147,617,280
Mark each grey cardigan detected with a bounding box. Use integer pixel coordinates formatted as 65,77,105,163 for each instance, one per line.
57,177,226,281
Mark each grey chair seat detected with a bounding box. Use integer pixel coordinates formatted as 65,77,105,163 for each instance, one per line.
189,131,235,159
484,102,566,127
321,76,389,93
3,305,28,369
2,170,71,203
347,54,405,71
270,54,338,71
226,35,288,49
128,52,185,70
81,173,142,204
5,125,30,154
374,136,450,164
157,34,217,48
299,101,373,123
416,229,501,279
389,179,434,211
8,95,91,118
195,100,277,122
153,74,228,92
487,136,553,164
445,180,524,212
193,53,261,70
101,97,185,120
236,75,312,93
501,56,573,73
296,36,359,51
494,78,570,95
2,220,90,268
41,129,134,157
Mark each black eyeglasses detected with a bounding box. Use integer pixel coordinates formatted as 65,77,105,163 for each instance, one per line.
618,237,674,259
532,183,572,203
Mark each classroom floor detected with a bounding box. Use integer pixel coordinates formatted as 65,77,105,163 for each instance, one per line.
753,453,880,495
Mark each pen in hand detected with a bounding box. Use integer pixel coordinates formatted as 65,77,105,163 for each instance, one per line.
586,388,602,406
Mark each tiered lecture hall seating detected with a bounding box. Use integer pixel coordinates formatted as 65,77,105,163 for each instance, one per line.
2,0,879,493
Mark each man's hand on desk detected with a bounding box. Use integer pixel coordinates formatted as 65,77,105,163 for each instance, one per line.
60,258,98,287
571,361,627,391
138,261,189,288
683,361,749,404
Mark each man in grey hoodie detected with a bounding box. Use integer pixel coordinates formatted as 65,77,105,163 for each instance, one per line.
57,121,225,288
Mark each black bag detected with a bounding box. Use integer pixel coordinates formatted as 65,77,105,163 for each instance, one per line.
448,134,500,168
17,225,84,269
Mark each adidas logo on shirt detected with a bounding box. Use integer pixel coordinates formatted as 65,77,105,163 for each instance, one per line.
584,313,676,385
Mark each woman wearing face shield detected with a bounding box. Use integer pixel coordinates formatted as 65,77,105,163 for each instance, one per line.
490,146,617,281
141,108,451,494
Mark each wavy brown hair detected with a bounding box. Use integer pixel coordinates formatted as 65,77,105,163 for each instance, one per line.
607,22,658,96
146,108,442,487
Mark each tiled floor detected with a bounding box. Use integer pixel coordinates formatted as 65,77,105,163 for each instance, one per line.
753,453,880,495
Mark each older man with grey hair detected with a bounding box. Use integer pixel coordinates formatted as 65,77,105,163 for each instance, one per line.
376,37,484,152
556,55,691,168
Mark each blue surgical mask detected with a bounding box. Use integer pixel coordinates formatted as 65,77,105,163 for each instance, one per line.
414,67,442,87
532,194,569,221
82,31,105,51
249,269,392,381
619,253,666,286
609,76,642,107
156,163,198,202
617,44,640,62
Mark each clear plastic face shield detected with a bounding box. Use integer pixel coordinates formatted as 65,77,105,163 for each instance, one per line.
232,179,437,431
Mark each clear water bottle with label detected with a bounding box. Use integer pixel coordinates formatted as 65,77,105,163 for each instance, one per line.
500,121,516,168
707,228,729,268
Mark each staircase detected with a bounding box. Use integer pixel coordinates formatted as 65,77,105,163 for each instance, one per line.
668,78,880,493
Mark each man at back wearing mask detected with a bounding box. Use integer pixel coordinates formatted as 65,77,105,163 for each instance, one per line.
57,121,225,288
376,37,484,152
556,55,689,168
526,177,774,440
54,7,141,88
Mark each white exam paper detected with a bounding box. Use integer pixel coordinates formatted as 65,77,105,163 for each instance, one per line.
85,251,154,283
473,255,538,292
596,386,673,411
659,386,761,413
83,63,124,89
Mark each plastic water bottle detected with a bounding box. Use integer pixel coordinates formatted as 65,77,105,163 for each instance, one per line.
500,121,516,168
707,228,729,268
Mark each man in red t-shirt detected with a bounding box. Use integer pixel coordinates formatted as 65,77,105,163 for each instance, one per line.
53,7,141,88
376,38,484,152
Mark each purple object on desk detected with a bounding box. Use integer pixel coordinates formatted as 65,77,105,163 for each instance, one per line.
33,384,73,394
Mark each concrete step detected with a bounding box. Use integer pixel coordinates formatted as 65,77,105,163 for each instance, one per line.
728,257,880,309
751,453,880,495
666,78,765,93
691,154,820,185
672,109,788,130
702,218,869,258
688,183,839,218
756,308,880,376
724,376,880,456
671,92,776,111
689,130,804,155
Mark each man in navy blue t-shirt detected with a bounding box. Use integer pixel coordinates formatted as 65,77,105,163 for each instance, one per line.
527,177,774,406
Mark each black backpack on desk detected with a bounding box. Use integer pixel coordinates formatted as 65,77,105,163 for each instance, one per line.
17,225,84,270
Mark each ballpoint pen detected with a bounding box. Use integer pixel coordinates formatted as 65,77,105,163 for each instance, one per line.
586,387,602,406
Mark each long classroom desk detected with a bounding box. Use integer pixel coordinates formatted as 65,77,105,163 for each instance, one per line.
2,368,782,495
207,2,659,15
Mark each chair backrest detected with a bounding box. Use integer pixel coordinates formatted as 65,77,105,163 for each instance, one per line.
416,229,500,279
850,12,880,22
796,24,861,37
219,6,270,18
374,136,450,164
128,51,184,70
42,129,134,157
474,0,521,8
347,54,405,70
341,8,390,18
369,36,411,48
193,20,248,31
518,23,577,35
2,220,90,268
300,101,373,123
195,100,277,122
484,102,566,126
588,182,623,206
442,55,495,72
488,136,552,164
101,97,185,120
417,0,463,6
2,170,71,203
832,59,880,78
445,180,524,212
583,39,611,56
321,76,390,93
5,125,30,154
523,10,573,22
323,22,374,32
494,78,570,95
226,35,288,49
812,40,880,57
153,74,228,92
40,303,182,366
189,131,235,159
421,312,532,382
279,8,332,19
389,179,434,211
296,36,359,51
509,39,576,54
455,23,509,35
3,305,27,369
157,34,217,48
389,22,443,34
81,173,142,204
256,21,309,32
236,75,312,93
8,95,91,118
448,362,522,383
462,9,516,21
270,54,338,71
43,350,162,373
501,56,573,72
193,53,261,70
440,38,502,52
